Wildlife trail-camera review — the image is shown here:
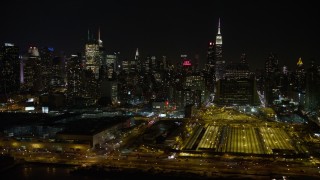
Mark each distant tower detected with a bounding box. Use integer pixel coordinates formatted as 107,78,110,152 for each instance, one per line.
295,57,306,92
297,57,303,67
129,48,138,73
240,53,247,64
135,48,142,72
215,18,225,81
97,27,103,48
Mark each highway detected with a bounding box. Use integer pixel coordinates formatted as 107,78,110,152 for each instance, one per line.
10,148,320,179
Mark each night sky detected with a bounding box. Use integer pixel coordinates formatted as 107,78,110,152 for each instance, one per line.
1,0,319,70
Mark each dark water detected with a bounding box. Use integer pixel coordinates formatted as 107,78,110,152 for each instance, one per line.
1,163,211,180
2,163,105,180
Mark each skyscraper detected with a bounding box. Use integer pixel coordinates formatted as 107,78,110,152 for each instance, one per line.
39,47,54,93
22,46,42,92
129,48,138,73
85,29,100,79
106,53,118,80
181,54,192,74
0,43,20,95
205,41,216,94
207,41,215,67
66,53,83,105
264,52,280,106
215,18,225,81
135,48,141,72
215,78,259,106
97,28,103,48
51,56,66,92
305,61,320,111
240,53,248,64
265,52,279,76
150,55,157,73
224,53,250,80
143,56,151,74
294,57,306,93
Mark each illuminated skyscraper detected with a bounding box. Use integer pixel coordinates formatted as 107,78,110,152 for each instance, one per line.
215,18,225,81
184,74,208,107
0,43,20,95
66,53,83,105
85,29,100,79
106,53,118,80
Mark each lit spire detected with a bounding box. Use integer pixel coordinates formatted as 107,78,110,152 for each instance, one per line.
135,48,139,60
297,57,303,66
218,18,221,34
87,29,90,41
98,27,103,47
98,27,100,41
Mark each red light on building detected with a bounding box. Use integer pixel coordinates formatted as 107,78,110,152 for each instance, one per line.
183,60,192,66
165,100,169,106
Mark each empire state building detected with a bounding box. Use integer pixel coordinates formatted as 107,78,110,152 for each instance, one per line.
215,18,225,81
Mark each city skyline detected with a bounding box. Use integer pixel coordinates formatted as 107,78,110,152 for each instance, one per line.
1,0,319,70
1,2,320,179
